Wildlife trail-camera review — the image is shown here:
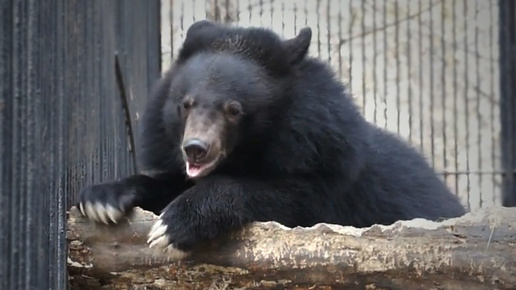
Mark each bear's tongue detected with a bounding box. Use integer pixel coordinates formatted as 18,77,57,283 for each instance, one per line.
186,162,207,178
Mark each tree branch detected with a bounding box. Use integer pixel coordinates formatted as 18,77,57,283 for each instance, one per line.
67,206,516,290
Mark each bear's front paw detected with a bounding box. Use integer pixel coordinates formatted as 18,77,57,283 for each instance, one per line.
146,205,194,260
147,216,190,260
78,182,137,225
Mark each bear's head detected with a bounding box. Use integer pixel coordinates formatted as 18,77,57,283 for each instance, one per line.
162,21,312,179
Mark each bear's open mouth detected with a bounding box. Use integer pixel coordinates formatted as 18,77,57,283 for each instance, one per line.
186,158,218,178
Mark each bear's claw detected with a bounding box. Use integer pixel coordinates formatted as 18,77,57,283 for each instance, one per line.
79,201,124,225
147,218,189,259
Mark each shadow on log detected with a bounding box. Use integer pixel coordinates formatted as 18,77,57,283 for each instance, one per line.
66,206,516,290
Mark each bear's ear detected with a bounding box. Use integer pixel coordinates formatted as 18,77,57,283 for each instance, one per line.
282,27,312,65
185,20,217,39
179,20,221,62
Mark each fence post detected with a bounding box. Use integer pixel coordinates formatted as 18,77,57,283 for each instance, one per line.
500,0,516,207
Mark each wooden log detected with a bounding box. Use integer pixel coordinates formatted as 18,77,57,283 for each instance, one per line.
66,206,516,290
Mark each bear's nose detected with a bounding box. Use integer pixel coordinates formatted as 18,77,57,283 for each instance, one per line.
183,139,209,160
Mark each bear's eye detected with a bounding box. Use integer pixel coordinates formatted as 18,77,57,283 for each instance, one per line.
225,101,242,117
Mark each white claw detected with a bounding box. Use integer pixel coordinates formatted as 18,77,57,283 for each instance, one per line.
95,203,110,224
79,203,86,216
147,220,167,244
82,201,124,225
146,218,189,260
106,205,122,224
148,235,169,249
85,201,99,222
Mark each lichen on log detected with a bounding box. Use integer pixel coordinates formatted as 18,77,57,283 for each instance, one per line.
66,206,516,290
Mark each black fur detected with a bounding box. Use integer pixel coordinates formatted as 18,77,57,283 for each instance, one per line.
78,21,466,252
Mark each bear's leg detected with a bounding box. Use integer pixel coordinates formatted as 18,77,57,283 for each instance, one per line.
147,175,318,257
78,172,194,224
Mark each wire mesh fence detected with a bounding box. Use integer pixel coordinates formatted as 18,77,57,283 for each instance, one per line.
161,0,503,212
0,1,161,289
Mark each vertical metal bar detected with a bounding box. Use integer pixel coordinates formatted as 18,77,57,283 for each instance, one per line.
474,0,482,208
0,1,14,288
11,1,25,287
464,0,471,210
170,0,174,59
180,0,184,39
395,0,400,135
273,0,277,31
418,0,424,152
429,2,435,167
247,0,251,24
304,0,308,28
348,0,353,94
326,0,331,64
316,0,321,57
362,0,367,115
373,0,377,125
441,0,448,187
337,3,342,79
259,0,263,25
235,0,240,23
192,0,196,21
281,2,285,35
25,1,38,285
293,2,297,34
407,1,413,144
490,1,497,204
225,0,230,23
214,0,219,21
383,1,388,128
453,0,459,196
56,1,68,287
500,0,516,206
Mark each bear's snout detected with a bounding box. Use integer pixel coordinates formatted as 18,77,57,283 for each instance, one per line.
182,138,209,161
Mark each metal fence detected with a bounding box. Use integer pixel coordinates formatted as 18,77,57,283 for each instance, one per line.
0,0,161,289
161,0,505,211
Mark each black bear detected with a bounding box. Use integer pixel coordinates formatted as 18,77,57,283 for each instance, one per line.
78,20,466,258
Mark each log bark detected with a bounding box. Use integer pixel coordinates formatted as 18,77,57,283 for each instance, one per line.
67,206,516,290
